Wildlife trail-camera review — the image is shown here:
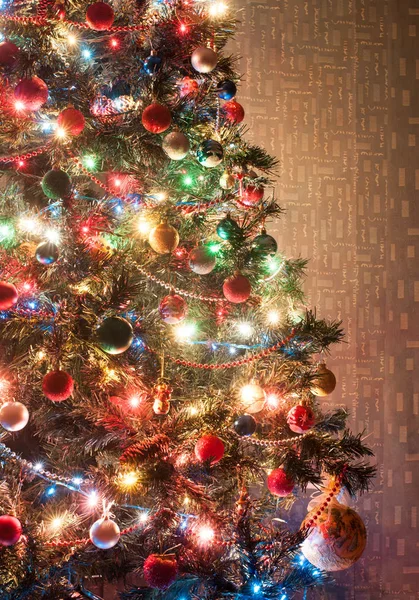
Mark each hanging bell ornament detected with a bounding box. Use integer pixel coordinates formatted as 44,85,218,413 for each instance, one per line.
310,362,337,396
152,382,172,415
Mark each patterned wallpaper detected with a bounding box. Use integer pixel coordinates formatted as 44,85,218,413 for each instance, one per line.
230,0,419,597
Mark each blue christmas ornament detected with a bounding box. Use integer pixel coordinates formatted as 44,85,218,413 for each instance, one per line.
143,52,162,75
216,79,237,100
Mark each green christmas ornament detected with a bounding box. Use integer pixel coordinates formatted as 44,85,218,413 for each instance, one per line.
251,229,278,257
97,316,133,355
197,139,223,168
216,215,241,240
41,169,72,200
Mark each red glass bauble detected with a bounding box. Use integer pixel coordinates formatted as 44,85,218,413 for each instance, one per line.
141,103,172,134
0,515,22,547
287,405,315,434
159,293,187,324
0,41,20,67
42,370,74,402
14,76,48,111
0,282,18,311
57,107,85,136
267,467,294,497
222,274,251,304
195,434,225,464
241,185,264,207
223,100,245,124
86,1,114,30
143,554,178,590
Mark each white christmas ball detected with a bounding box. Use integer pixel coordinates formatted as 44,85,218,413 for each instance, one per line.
89,517,120,550
191,47,218,73
0,402,29,432
189,246,216,275
162,131,190,160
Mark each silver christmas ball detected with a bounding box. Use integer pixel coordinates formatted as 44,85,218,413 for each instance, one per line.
0,402,29,432
191,47,218,73
197,139,224,168
189,246,217,275
89,517,120,550
162,131,190,160
219,172,235,190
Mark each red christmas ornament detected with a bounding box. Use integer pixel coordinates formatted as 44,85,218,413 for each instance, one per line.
159,293,187,324
0,41,20,67
223,100,245,124
143,554,178,590
152,382,172,415
141,103,172,134
0,515,22,547
222,273,251,304
57,107,85,136
42,370,74,402
0,282,18,311
178,77,199,98
241,185,264,207
267,468,294,497
195,434,225,464
14,77,48,111
287,405,315,434
86,1,115,30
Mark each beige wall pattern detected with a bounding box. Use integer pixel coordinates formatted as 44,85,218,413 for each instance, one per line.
231,0,419,597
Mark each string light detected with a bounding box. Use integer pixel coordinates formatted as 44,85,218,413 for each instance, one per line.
50,516,64,531
110,37,119,49
266,309,280,325
128,395,141,408
179,23,187,33
119,471,139,490
83,155,97,170
14,100,25,112
154,192,166,201
237,321,253,337
137,217,152,236
81,48,92,60
67,33,78,46
208,1,228,17
174,322,197,341
188,405,199,416
196,524,215,545
183,175,193,186
86,490,99,508
44,228,61,244
265,391,281,410
138,511,149,523
252,583,261,594
33,462,44,472
55,126,67,140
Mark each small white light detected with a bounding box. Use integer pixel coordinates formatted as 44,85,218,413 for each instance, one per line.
188,405,199,416
209,1,228,16
33,462,44,472
175,322,197,341
266,310,280,325
50,516,64,530
137,217,151,236
67,34,77,46
155,192,166,202
196,524,215,544
129,395,140,408
139,511,148,523
44,228,61,244
237,321,253,337
86,490,99,508
14,100,25,111
55,126,67,139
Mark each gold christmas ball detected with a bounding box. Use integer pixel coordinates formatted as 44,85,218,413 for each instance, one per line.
219,172,235,190
0,402,29,432
301,499,367,571
310,362,336,396
240,382,266,414
148,222,180,254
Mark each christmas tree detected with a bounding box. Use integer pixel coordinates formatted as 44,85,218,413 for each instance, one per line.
0,0,375,598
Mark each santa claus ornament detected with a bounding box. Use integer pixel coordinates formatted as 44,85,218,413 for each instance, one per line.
159,293,187,324
287,404,315,434
152,382,172,415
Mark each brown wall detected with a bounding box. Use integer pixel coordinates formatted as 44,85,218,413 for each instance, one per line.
231,0,419,597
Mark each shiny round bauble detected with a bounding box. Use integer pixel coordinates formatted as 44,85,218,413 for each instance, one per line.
153,396,170,415
287,405,315,434
216,79,237,100
0,402,29,432
57,107,85,136
234,414,257,436
240,382,266,414
42,370,74,402
223,100,245,124
0,282,18,311
219,171,235,190
188,245,216,275
301,499,367,571
251,231,277,257
86,1,115,30
195,434,225,464
89,517,120,549
162,131,190,160
216,216,241,240
223,273,251,304
191,46,218,73
179,76,199,98
197,139,223,168
141,103,172,134
143,554,178,590
310,363,336,396
97,316,134,355
267,467,294,497
241,184,264,207
148,222,179,254
0,515,22,547
159,293,187,324
41,169,72,200
14,76,48,111
143,52,162,75
0,41,20,67
35,241,59,265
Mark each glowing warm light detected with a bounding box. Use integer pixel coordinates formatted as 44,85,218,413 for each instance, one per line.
176,452,188,466
183,496,190,505
110,37,119,48
237,321,253,337
37,350,45,361
86,490,99,508
44,228,61,244
188,405,198,416
129,395,141,408
196,524,215,544
139,511,148,523
67,34,78,46
179,23,187,33
0,379,8,393
155,192,166,201
19,216,40,233
265,392,281,410
55,126,67,139
14,100,25,111
119,471,139,489
137,217,152,236
50,516,64,530
33,462,44,472
114,178,122,187
174,322,197,341
266,309,280,325
17,160,25,168
209,1,228,16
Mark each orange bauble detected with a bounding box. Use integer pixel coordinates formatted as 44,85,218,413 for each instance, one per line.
301,499,367,571
148,222,179,254
311,362,336,396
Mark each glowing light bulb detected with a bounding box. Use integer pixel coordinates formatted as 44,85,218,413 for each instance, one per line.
155,192,166,201
265,392,280,410
17,160,25,168
19,216,39,233
119,471,139,489
50,516,64,530
137,217,151,236
237,321,253,337
179,23,187,33
129,395,140,408
87,490,99,508
72,476,83,485
82,48,92,60
55,126,67,139
196,524,215,544
188,405,198,416
174,322,197,341
139,511,148,523
183,175,193,186
67,34,78,46
83,155,97,170
253,583,261,594
37,350,45,361
33,462,44,472
183,496,190,505
44,228,60,244
110,37,119,48
209,1,228,16
14,100,25,111
266,309,280,325
114,178,121,187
